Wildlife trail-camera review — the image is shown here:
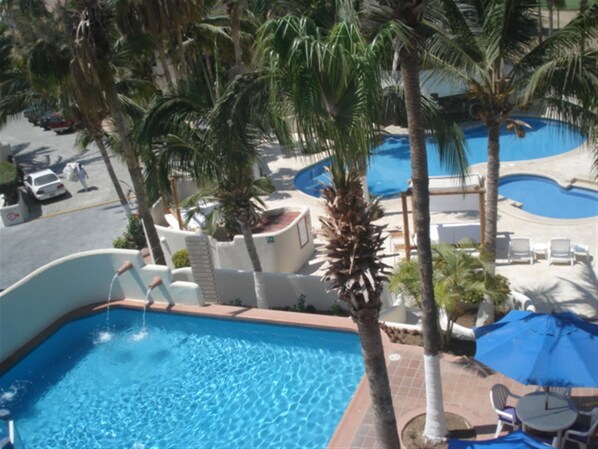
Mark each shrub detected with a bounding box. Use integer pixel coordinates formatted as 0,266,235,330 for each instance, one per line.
0,161,19,206
127,214,146,249
172,249,190,268
112,214,147,250
112,235,132,249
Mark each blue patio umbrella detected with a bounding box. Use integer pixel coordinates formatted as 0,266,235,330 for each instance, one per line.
474,310,598,388
448,430,551,449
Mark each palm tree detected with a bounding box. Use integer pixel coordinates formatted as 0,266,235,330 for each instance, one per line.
139,72,277,309
428,1,598,270
256,17,401,448
63,0,166,265
362,0,466,442
390,243,510,347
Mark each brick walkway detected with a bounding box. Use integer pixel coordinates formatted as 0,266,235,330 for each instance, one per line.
332,342,598,448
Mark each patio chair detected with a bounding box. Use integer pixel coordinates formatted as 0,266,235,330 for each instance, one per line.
562,407,598,449
490,383,522,438
548,238,574,266
534,386,572,398
508,238,534,264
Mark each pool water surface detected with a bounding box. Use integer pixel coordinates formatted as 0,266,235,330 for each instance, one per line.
499,175,598,219
295,117,586,198
0,309,364,449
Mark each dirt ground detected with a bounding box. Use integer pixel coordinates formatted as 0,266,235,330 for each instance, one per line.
401,413,476,449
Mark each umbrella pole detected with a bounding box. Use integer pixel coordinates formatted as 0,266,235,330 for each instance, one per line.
544,386,549,410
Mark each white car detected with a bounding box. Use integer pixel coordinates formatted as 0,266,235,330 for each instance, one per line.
24,169,67,201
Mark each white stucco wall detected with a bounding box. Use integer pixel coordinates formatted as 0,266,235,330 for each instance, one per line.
172,267,343,311
157,206,315,274
0,249,202,365
156,224,197,269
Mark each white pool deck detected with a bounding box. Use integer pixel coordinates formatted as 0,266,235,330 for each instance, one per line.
259,134,598,321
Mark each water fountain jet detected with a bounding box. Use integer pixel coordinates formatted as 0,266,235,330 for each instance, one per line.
101,260,134,343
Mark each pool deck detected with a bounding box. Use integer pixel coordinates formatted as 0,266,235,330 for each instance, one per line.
259,128,598,321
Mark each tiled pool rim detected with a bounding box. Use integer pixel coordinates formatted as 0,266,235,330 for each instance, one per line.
4,301,597,449
0,300,373,448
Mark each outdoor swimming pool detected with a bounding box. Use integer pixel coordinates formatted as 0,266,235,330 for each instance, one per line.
0,309,364,449
294,117,586,198
499,175,598,219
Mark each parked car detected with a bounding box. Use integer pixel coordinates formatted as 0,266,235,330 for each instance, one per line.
24,169,67,201
46,113,78,134
37,111,77,133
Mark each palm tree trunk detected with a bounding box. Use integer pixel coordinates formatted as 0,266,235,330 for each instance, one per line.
538,3,544,44
94,134,131,218
483,122,500,271
400,43,448,443
156,40,175,91
354,307,400,449
176,28,188,78
548,1,554,35
580,0,588,54
228,1,244,74
239,220,268,309
477,121,501,326
104,83,166,266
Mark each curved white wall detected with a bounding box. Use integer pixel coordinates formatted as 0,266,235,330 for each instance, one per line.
0,249,202,365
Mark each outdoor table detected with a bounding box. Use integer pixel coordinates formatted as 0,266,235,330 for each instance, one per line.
516,391,578,446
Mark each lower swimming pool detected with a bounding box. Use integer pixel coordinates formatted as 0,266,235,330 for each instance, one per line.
0,309,364,449
499,174,598,219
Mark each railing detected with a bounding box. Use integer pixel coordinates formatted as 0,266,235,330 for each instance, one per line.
0,409,25,449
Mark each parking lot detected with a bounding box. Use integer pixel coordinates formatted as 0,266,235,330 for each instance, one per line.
0,116,134,290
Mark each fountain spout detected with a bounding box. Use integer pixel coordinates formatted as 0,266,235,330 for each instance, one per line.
148,276,162,290
116,260,133,276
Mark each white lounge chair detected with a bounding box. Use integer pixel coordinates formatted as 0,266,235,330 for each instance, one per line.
508,238,533,264
549,238,574,266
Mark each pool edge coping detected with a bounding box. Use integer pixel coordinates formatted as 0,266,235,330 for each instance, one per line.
1,300,384,449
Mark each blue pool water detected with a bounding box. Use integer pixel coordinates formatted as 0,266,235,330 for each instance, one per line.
294,117,586,198
499,175,598,219
0,309,364,449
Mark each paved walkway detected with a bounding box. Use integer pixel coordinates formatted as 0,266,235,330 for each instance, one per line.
339,342,598,448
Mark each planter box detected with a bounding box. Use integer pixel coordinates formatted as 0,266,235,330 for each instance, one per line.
0,190,27,227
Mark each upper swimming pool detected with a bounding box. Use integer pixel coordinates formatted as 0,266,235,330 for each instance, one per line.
294,117,586,198
0,309,364,449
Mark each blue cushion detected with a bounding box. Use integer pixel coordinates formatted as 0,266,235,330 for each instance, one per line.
499,406,521,424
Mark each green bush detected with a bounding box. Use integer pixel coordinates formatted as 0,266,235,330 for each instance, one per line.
0,161,19,205
172,249,190,268
112,214,147,250
127,214,146,249
112,235,132,249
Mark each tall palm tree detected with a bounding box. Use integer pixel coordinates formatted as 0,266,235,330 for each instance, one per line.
139,72,276,308
428,1,598,271
63,0,166,265
256,17,401,448
363,0,468,442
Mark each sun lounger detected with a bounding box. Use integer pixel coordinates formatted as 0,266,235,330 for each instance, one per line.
548,238,574,266
508,238,533,264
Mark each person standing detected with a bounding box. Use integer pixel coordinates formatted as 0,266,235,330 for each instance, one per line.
75,163,89,191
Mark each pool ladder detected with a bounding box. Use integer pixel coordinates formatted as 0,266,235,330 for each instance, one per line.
0,410,24,449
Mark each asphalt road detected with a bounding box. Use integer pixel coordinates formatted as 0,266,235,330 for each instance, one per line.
0,116,134,290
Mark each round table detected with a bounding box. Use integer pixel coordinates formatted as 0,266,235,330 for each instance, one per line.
517,391,578,444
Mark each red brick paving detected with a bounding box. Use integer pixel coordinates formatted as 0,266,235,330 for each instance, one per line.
331,342,598,448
